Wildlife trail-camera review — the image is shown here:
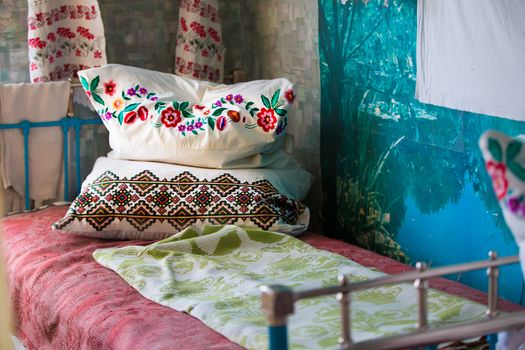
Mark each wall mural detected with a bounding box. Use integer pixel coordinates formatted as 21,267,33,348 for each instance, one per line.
319,0,525,304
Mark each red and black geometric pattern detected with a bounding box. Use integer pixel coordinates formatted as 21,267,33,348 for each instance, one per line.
53,170,306,232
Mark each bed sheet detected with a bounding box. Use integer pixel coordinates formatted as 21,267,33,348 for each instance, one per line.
1,206,522,350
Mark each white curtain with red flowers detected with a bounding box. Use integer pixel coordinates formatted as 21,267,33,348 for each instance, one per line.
175,0,225,82
27,0,107,83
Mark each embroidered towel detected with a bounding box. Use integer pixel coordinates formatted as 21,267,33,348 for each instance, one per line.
175,0,225,82
0,81,70,211
27,0,107,83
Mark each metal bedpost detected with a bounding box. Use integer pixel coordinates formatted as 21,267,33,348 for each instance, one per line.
487,251,499,350
261,285,294,350
414,262,429,331
74,120,82,195
337,274,352,348
61,120,69,201
21,121,31,210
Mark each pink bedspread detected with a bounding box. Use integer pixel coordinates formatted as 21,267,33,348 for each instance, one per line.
2,206,522,350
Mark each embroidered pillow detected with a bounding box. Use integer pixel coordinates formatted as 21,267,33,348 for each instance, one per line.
77,64,295,168
479,131,525,276
52,157,311,240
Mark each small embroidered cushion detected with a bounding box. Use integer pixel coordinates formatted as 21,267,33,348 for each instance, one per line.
52,157,311,240
479,131,525,276
77,64,295,168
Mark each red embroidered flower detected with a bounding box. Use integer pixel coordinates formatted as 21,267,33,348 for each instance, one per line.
257,108,277,132
57,27,76,39
104,80,116,96
285,89,295,103
180,17,188,32
137,106,149,121
94,50,102,59
161,107,182,128
49,55,54,64
225,94,233,102
75,49,82,57
30,62,38,71
124,111,137,124
77,26,95,40
56,50,63,58
486,160,508,200
47,33,56,42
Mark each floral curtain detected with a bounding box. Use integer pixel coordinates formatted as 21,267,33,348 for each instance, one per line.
175,0,225,82
27,0,107,82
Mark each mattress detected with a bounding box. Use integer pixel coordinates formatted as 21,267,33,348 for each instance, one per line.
2,206,522,350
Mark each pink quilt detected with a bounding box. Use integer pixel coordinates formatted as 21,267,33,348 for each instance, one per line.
2,206,522,350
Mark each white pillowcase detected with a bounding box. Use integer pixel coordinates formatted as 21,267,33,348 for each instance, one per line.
77,64,296,168
52,157,312,240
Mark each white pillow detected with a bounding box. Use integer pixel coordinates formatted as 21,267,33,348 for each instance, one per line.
77,64,296,168
52,157,311,240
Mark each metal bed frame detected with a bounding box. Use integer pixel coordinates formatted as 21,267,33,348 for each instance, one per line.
0,82,102,210
261,251,525,350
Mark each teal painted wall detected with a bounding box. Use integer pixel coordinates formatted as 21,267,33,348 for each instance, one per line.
319,0,524,304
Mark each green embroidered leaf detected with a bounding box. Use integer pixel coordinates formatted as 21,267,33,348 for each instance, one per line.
245,101,254,109
173,101,180,110
192,130,198,135
261,95,271,109
212,108,227,116
117,111,124,125
252,108,260,113
249,110,255,117
92,93,105,105
123,103,140,112
507,140,522,160
134,84,139,90
182,110,193,119
180,101,189,111
508,160,525,181
275,108,287,116
208,117,215,130
488,138,503,162
271,89,281,108
182,131,186,136
90,76,100,91
80,76,89,91
147,93,155,99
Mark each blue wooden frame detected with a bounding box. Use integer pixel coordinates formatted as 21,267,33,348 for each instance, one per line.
0,117,102,210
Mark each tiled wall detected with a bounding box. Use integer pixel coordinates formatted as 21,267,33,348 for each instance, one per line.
0,0,322,229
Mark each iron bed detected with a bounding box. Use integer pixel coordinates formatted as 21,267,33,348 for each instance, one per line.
261,252,525,350
1,92,524,350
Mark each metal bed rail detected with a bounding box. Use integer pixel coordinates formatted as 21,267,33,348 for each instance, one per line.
261,251,525,350
0,116,102,210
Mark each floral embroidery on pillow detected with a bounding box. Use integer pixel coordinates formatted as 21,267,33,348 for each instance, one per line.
80,75,293,136
484,136,525,214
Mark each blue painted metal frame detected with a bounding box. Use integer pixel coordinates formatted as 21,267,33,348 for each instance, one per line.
0,117,102,210
269,325,288,350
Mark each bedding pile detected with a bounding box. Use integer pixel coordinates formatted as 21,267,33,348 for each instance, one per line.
93,224,489,350
53,64,312,240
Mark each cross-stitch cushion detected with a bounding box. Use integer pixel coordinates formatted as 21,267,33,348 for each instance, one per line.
52,157,311,240
77,64,296,168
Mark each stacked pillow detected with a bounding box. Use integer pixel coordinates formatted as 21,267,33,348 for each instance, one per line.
53,64,311,239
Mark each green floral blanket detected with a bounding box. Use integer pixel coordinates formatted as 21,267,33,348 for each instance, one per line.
93,225,486,349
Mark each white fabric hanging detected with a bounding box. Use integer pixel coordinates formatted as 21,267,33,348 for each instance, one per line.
416,0,525,121
175,0,225,82
27,0,107,83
